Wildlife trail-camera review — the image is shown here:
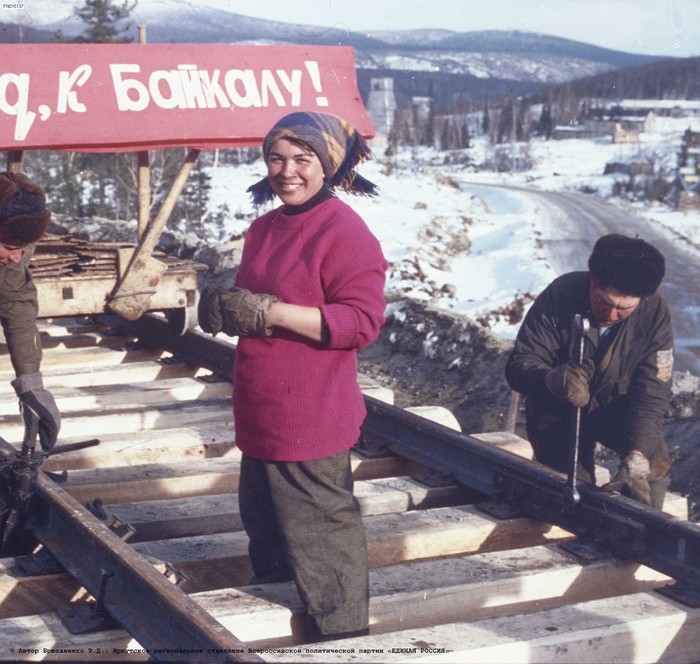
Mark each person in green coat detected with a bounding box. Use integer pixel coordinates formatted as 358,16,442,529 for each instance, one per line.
0,171,59,451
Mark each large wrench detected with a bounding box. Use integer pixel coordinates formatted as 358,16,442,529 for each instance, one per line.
567,314,590,505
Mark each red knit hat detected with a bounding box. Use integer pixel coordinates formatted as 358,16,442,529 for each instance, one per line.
0,172,51,246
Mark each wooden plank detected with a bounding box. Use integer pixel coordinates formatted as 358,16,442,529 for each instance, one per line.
201,546,672,647
5,480,476,619
52,474,470,543
270,592,699,663
0,548,677,657
365,547,670,636
85,475,470,544
0,345,167,379
39,360,212,389
0,612,150,661
42,423,236,472
0,376,232,417
365,505,572,568
356,476,472,516
56,452,425,506
0,402,233,442
62,457,239,505
122,505,574,593
109,494,243,542
0,559,87,620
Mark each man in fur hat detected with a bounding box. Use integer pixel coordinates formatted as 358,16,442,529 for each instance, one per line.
505,234,673,509
0,171,59,451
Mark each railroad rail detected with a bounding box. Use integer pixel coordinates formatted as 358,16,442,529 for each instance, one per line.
0,313,698,663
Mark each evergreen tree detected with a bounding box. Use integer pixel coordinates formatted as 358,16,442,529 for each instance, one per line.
497,93,515,143
73,0,137,44
482,101,490,136
462,119,470,149
536,103,553,140
46,0,139,219
516,96,531,142
425,82,435,148
175,159,213,235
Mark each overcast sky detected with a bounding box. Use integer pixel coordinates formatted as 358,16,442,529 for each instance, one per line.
199,0,700,57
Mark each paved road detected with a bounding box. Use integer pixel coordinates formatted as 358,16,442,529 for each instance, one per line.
464,184,700,374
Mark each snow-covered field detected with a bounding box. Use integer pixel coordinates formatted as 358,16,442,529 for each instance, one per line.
199,121,700,341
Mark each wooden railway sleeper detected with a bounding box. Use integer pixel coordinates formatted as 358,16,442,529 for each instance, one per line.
102,312,700,611
362,393,700,596
29,471,257,661
2,395,252,658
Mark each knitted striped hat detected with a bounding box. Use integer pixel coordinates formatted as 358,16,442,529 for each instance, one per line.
0,172,51,246
247,111,378,206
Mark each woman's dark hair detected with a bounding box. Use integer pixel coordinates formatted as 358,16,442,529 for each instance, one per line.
588,234,665,297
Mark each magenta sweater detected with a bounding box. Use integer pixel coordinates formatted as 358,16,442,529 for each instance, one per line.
232,197,387,461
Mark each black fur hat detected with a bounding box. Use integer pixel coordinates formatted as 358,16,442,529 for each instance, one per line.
588,233,665,297
0,172,51,246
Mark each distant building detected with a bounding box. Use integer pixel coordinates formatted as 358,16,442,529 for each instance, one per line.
366,78,397,138
553,99,700,143
678,129,700,211
612,121,641,144
551,125,595,140
599,99,700,118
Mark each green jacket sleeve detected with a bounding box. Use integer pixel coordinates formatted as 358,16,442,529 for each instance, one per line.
0,247,42,377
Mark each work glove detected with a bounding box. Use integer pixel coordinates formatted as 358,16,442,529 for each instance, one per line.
11,372,61,452
602,452,651,505
545,360,594,408
198,286,278,338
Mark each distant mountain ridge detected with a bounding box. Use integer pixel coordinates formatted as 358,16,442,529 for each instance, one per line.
2,0,673,108
365,28,652,66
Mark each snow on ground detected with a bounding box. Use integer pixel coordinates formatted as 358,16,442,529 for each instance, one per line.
199,123,700,342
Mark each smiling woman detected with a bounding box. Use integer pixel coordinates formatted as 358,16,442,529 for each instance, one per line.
266,139,326,206
198,110,388,642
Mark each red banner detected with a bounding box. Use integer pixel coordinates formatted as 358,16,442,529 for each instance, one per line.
0,43,373,152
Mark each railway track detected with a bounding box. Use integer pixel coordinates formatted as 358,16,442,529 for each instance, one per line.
0,314,698,663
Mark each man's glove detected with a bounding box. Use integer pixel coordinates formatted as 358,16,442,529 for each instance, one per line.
198,286,278,338
601,452,651,505
11,372,60,452
545,360,594,407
